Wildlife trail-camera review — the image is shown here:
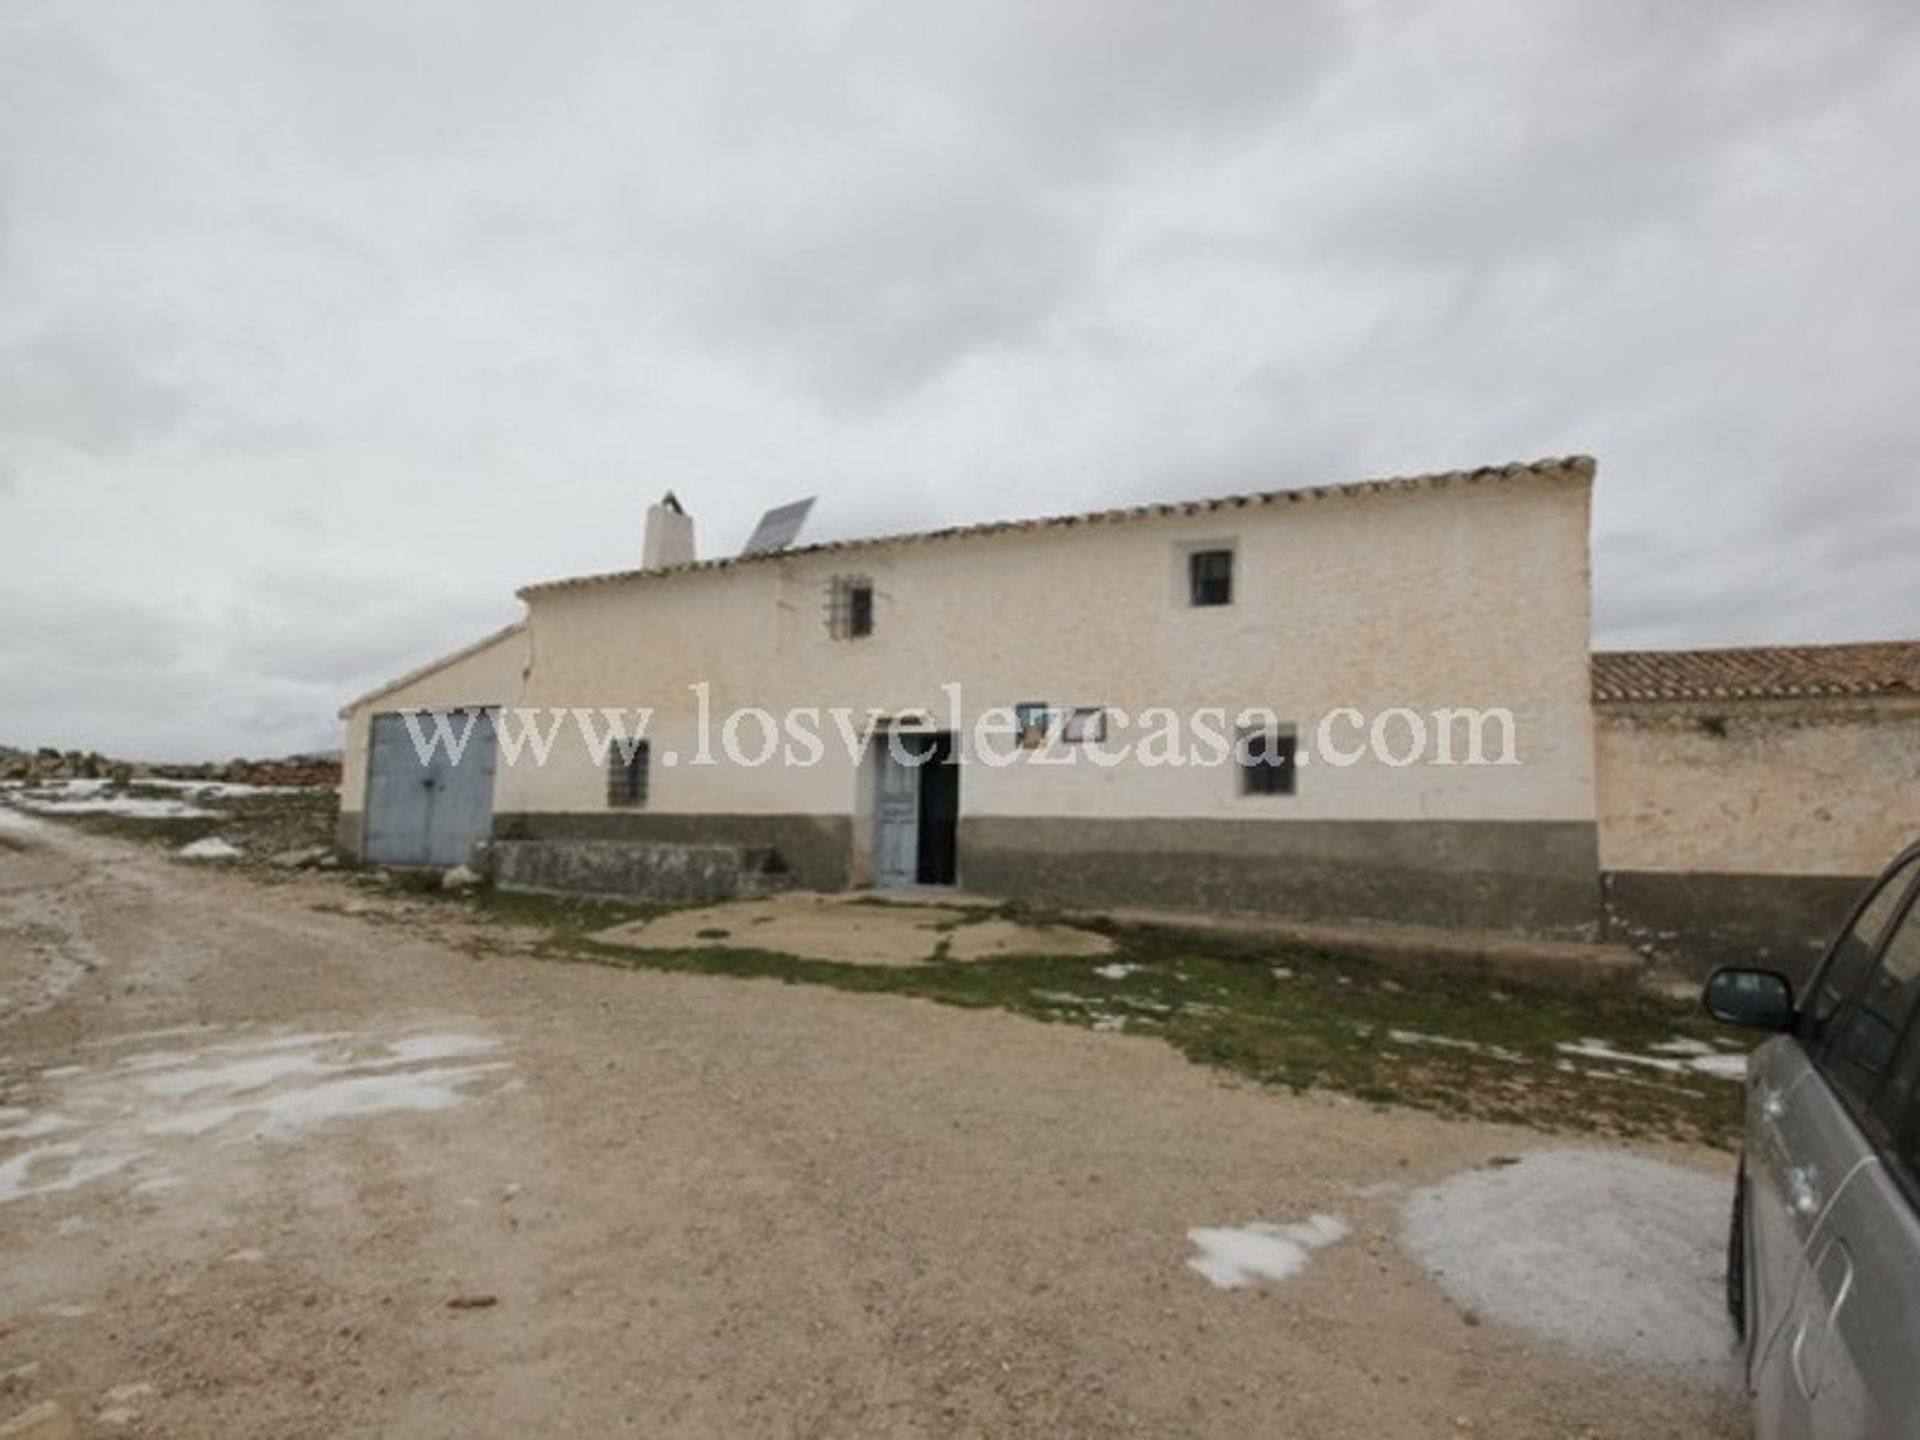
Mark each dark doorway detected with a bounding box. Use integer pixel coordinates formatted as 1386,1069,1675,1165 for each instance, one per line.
914,730,959,885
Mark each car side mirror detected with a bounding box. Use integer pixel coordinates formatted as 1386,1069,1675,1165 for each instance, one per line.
1702,966,1796,1031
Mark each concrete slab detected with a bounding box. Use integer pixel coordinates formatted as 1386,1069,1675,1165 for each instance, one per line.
590,891,1114,968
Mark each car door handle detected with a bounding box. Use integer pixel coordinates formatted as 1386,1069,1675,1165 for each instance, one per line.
1786,1165,1822,1218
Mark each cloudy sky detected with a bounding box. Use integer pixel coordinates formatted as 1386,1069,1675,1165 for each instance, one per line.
2,0,1916,759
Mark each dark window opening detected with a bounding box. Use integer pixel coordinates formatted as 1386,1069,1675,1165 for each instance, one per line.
1189,549,1234,607
828,576,875,639
1062,707,1107,744
606,741,650,808
1238,726,1296,796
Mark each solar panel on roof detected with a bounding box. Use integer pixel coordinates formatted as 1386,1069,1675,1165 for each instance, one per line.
740,497,815,556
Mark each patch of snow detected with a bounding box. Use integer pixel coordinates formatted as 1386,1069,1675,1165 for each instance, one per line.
177,837,242,860
1092,963,1143,981
0,1143,150,1206
1685,1052,1750,1080
1388,1029,1526,1063
0,1110,74,1141
1557,1038,1746,1082
141,779,303,797
1091,1014,1128,1033
1269,966,1294,980
0,804,46,833
1187,1214,1351,1289
1401,1148,1738,1376
1648,1038,1714,1056
1350,1180,1404,1200
149,1064,509,1140
0,1026,509,1207
14,793,215,820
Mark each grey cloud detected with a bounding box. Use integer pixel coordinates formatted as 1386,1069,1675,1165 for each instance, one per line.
614,0,1352,411
222,569,517,692
0,325,186,455
0,0,1916,758
1282,3,1918,273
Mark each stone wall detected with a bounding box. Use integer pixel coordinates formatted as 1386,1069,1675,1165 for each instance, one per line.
1595,696,1920,978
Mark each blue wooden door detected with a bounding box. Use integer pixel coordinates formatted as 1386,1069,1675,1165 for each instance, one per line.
874,741,920,887
364,710,497,866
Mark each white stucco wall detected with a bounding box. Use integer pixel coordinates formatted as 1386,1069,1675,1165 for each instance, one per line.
1595,699,1920,876
338,623,531,819
496,467,1597,825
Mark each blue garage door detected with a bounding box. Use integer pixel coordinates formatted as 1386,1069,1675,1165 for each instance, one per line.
364,709,497,866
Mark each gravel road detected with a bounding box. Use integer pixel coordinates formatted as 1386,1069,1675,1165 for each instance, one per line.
0,816,1742,1437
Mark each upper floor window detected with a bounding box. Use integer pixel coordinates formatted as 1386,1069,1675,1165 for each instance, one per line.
1014,702,1054,749
829,576,874,639
1189,549,1234,607
1062,707,1107,744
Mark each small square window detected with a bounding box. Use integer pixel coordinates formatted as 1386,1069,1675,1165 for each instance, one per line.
607,741,651,808
1189,549,1233,607
1062,707,1107,744
1014,701,1054,749
1237,726,1295,796
828,576,874,639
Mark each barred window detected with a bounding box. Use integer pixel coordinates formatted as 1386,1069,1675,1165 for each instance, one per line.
828,576,875,639
607,741,651,808
1237,726,1296,796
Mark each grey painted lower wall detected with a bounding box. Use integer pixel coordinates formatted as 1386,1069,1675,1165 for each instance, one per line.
491,838,788,904
490,812,854,892
958,817,1603,938
1601,869,1865,984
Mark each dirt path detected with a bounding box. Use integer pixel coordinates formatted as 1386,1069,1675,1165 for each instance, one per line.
0,816,1742,1437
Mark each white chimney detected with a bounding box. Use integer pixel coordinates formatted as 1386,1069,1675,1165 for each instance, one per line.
642,491,695,569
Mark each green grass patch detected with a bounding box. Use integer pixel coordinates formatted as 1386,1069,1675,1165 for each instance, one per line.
494,905,1750,1149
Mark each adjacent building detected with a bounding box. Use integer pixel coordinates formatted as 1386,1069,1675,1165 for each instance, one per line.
1593,642,1920,978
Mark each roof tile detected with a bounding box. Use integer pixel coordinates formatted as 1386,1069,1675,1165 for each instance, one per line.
1592,642,1920,703
519,454,1595,598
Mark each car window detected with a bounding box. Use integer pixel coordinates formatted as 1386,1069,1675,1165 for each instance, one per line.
1825,889,1920,1116
1805,856,1920,1047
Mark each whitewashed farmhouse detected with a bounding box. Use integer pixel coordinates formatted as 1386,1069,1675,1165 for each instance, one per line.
340,457,1601,935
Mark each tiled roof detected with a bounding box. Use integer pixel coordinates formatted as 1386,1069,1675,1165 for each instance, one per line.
1592,642,1920,703
518,455,1595,598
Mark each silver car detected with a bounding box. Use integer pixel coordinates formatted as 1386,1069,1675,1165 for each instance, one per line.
1706,840,1920,1439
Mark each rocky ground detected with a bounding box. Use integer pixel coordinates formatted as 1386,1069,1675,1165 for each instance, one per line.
0,808,1747,1437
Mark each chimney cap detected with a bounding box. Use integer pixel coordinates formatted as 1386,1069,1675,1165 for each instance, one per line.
657,490,685,515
